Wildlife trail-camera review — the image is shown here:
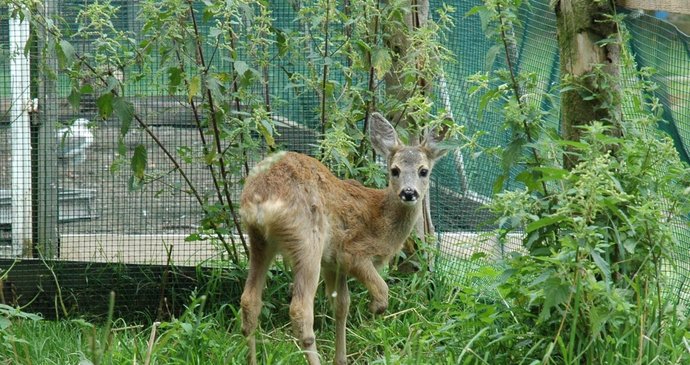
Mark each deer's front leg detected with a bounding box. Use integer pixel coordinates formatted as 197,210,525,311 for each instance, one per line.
350,260,388,314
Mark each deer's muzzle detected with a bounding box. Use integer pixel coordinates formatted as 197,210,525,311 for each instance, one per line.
399,187,419,203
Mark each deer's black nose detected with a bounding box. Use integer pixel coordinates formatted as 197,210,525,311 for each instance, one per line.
399,187,419,202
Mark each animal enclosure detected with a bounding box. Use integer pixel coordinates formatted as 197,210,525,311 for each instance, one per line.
1,0,690,321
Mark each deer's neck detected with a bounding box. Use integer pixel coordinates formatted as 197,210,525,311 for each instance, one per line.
380,189,423,240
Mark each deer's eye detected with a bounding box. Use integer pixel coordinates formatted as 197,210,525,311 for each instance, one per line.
391,167,401,177
419,168,429,178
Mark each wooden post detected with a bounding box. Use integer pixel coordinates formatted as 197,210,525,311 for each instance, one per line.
383,0,435,272
384,0,431,116
37,0,60,258
617,0,690,15
556,0,622,168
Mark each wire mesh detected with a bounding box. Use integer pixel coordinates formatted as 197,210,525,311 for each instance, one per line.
1,0,690,316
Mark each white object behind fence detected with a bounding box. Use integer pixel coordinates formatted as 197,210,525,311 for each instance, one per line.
9,7,32,257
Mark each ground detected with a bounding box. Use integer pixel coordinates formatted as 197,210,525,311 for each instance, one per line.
1,121,233,264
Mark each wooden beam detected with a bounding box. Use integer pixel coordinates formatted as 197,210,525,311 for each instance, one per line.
617,0,690,15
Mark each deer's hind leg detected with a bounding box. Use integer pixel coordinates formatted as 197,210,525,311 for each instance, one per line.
241,227,277,365
324,267,350,365
284,227,325,365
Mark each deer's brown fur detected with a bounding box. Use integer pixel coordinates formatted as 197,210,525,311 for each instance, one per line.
239,113,448,365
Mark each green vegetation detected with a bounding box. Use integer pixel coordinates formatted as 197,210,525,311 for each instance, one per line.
2,0,690,364
0,266,470,364
3,257,690,364
462,0,690,364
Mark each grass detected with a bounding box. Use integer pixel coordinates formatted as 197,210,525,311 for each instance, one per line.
0,264,470,365
2,261,690,364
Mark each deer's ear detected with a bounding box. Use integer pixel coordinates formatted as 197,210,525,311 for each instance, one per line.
369,112,401,158
422,130,449,162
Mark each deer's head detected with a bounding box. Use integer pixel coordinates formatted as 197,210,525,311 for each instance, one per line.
369,112,448,206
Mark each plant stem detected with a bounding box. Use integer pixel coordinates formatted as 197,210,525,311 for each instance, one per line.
319,0,332,137
496,4,549,195
187,0,248,259
176,48,241,264
360,0,381,160
28,10,244,262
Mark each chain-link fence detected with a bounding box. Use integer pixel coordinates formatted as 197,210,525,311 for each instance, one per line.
1,0,689,317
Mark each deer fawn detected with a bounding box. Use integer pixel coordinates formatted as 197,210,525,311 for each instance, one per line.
239,112,448,365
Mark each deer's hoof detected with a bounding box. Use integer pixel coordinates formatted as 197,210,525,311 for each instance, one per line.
369,299,388,315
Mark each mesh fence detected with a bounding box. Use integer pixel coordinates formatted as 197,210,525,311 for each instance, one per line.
1,0,690,316
623,11,690,302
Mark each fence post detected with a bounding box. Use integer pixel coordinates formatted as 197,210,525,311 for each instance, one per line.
9,6,32,257
617,0,690,15
37,0,60,258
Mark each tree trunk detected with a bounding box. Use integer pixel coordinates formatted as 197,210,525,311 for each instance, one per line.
384,0,433,273
384,0,431,117
556,0,622,168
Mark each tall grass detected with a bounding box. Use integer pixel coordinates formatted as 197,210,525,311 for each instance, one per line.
1,261,690,364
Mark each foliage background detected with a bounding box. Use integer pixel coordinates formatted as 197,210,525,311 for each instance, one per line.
1,0,690,363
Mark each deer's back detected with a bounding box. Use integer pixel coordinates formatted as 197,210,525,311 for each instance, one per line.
240,151,400,266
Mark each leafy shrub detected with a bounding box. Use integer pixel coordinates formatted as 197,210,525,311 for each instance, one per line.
466,0,690,363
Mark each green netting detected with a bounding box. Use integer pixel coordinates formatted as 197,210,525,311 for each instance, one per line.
1,0,690,315
429,2,690,302
429,0,563,275
624,12,690,303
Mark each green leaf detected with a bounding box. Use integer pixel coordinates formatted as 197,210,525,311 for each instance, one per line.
515,170,542,192
167,67,183,95
70,318,95,329
532,166,569,181
180,322,193,334
492,173,507,194
371,47,392,80
96,93,114,120
0,304,42,321
80,83,94,94
353,40,372,63
540,280,569,321
591,250,611,281
206,76,223,99
465,5,486,17
258,118,275,147
188,75,201,102
502,139,524,170
185,233,201,242
526,215,565,233
208,26,222,38
477,89,499,120
554,139,588,150
131,144,147,180
128,175,142,191
0,316,10,330
273,27,289,57
204,149,218,165
234,61,249,76
623,239,637,254
67,88,81,111
4,334,29,345
56,39,76,68
485,45,501,72
117,136,127,157
113,97,134,136
528,269,553,288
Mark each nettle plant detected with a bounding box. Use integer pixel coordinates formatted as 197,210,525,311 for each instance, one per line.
8,0,456,263
469,0,690,363
284,0,457,181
